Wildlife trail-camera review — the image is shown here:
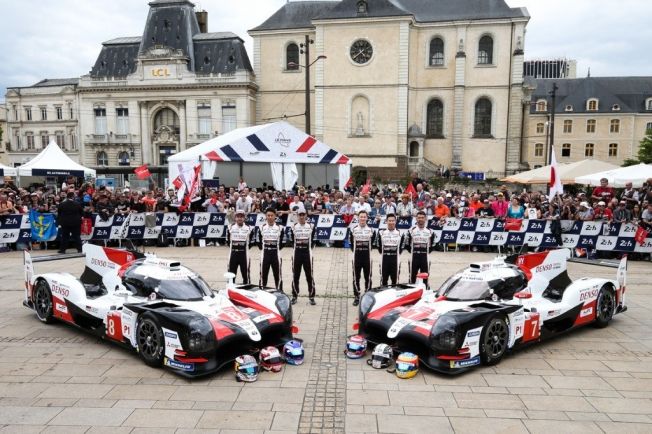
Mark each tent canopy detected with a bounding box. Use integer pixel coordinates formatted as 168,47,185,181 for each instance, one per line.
575,163,652,187
0,163,18,178
18,141,96,178
501,159,619,185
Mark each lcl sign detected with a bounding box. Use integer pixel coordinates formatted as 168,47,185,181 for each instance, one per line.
151,68,171,77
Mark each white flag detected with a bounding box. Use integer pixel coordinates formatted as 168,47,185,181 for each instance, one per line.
548,146,564,201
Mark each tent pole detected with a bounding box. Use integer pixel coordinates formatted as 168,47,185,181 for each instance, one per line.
302,163,306,186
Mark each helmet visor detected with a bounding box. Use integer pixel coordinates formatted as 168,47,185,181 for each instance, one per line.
372,354,389,363
239,364,258,374
347,342,365,351
288,348,304,356
396,362,416,372
264,356,283,365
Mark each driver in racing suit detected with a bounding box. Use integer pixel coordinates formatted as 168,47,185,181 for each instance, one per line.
376,213,404,287
226,210,256,284
347,210,376,306
404,210,434,285
287,210,317,305
256,208,284,290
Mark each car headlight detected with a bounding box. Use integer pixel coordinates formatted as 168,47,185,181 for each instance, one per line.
187,317,214,351
276,294,291,322
431,315,460,351
359,293,375,317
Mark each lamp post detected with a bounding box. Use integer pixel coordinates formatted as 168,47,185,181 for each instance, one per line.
288,36,327,135
548,82,559,165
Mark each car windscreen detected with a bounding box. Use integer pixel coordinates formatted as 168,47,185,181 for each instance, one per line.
438,274,495,301
124,267,212,301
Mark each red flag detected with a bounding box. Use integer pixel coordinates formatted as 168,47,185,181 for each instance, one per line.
505,218,523,232
635,226,649,246
344,177,353,189
182,164,202,209
404,182,417,199
134,164,151,180
172,176,183,190
361,178,371,195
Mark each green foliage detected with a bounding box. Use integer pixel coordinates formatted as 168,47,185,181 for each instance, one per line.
623,131,652,166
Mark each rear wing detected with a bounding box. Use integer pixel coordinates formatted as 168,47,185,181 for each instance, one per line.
566,255,627,288
23,250,85,302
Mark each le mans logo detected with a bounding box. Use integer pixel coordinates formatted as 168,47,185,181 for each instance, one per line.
274,133,292,148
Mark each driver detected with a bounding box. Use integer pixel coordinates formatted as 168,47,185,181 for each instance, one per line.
404,210,434,285
226,210,256,284
376,214,404,286
347,210,376,306
287,210,317,305
256,208,284,290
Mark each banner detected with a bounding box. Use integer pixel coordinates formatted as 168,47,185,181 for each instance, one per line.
29,211,57,242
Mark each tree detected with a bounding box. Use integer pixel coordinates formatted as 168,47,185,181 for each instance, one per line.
623,130,652,166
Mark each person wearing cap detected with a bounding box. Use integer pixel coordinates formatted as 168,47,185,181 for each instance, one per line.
593,201,613,221
491,192,508,217
57,192,83,254
613,200,632,223
286,209,317,305
575,201,594,221
256,208,285,290
476,199,495,218
226,209,256,284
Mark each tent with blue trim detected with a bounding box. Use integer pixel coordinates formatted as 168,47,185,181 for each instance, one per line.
168,121,352,190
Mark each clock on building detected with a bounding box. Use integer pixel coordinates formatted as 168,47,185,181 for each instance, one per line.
350,39,373,64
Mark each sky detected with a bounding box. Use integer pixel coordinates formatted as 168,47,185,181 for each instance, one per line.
0,0,650,101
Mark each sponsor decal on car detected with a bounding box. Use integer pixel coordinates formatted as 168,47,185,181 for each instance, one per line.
164,331,178,339
580,307,593,318
450,356,481,369
50,282,70,297
55,303,68,314
579,288,599,301
467,330,481,338
164,357,194,372
253,313,275,324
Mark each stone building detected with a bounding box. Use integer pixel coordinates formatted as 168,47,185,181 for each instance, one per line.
525,77,652,167
0,103,7,164
250,0,531,179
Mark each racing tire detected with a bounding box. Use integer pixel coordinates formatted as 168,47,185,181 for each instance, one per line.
480,316,509,366
136,314,165,368
594,285,615,329
33,280,54,324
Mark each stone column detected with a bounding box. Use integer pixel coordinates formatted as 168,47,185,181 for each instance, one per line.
506,33,526,175
139,101,152,165
178,100,187,151
451,30,467,170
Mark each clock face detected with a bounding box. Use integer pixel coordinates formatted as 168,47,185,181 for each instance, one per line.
350,39,373,64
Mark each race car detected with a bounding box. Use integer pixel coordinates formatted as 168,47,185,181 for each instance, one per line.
23,244,295,377
355,249,627,374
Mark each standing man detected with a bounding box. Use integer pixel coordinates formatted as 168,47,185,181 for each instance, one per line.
226,210,256,284
404,210,434,284
347,210,376,306
256,208,284,290
57,192,84,254
376,214,404,286
287,210,317,305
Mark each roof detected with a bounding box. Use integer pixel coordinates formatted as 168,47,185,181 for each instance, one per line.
103,37,142,45
148,0,195,6
193,32,241,41
31,78,79,87
530,77,652,114
251,0,528,32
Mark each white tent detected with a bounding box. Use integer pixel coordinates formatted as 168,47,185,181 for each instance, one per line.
501,159,620,185
575,163,652,187
0,162,17,178
18,141,96,178
168,121,352,191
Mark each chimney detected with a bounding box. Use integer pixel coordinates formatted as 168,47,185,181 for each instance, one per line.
196,10,208,33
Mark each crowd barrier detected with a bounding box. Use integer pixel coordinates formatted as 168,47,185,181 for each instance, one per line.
1,213,650,253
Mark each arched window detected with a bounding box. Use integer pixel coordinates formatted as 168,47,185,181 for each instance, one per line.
286,43,299,70
429,38,444,66
97,151,108,166
646,98,652,110
610,119,620,133
536,123,544,134
474,98,492,137
536,99,547,112
154,108,180,135
608,143,618,157
534,143,544,157
118,151,130,166
587,99,599,111
561,143,571,157
426,99,444,137
585,143,595,157
478,35,493,65
409,141,420,157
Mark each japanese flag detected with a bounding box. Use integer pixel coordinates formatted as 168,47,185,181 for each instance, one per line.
548,146,564,201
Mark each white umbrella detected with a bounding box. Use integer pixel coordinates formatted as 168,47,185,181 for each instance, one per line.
574,163,652,187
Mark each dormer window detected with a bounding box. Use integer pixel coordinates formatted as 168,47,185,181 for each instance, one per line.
357,0,368,15
646,98,652,111
587,98,599,111
535,99,547,112
565,105,573,112
612,104,621,111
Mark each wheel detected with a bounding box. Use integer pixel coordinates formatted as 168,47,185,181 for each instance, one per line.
594,285,615,329
33,280,54,324
136,314,165,367
480,316,509,365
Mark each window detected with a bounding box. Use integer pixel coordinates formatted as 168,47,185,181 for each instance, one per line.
286,43,299,70
646,122,652,133
13,106,18,121
610,119,620,133
26,133,35,150
536,99,547,112
154,108,180,135
56,132,65,149
222,103,236,134
585,143,594,157
587,99,599,111
94,108,107,135
69,133,77,151
70,106,74,119
40,133,48,149
612,104,620,111
25,107,32,121
474,98,492,137
478,35,493,65
40,107,47,121
116,108,129,135
587,119,596,133
426,99,444,137
429,37,444,66
563,120,572,133
357,0,367,14
118,151,130,166
646,98,652,110
13,129,20,150
565,105,573,112
536,123,544,134
198,104,211,136
534,143,544,157
561,143,571,157
56,106,63,120
608,143,618,157
97,151,108,166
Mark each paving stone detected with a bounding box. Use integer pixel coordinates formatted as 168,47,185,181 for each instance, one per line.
347,390,389,406
520,395,595,412
197,410,273,430
49,407,133,426
543,375,613,390
449,417,528,434
123,409,203,428
586,397,652,415
271,411,301,431
377,414,453,433
105,385,178,401
388,391,456,408
345,413,377,433
523,419,602,433
41,426,89,433
38,383,113,399
453,392,525,410
170,385,240,402
597,421,652,433
0,406,63,425
0,383,50,399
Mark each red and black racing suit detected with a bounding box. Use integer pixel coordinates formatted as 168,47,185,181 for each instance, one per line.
287,222,317,300
348,224,377,300
376,228,404,287
226,223,256,284
256,223,284,290
404,225,434,284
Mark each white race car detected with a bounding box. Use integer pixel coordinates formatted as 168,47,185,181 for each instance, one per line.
356,249,627,373
23,244,295,376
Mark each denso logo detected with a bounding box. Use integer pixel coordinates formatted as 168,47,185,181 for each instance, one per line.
51,282,69,297
580,289,599,301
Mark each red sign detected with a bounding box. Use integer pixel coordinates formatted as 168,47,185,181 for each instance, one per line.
134,164,151,180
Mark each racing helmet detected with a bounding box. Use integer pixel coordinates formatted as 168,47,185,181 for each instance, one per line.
367,343,393,369
283,340,305,365
395,352,419,379
260,346,284,372
345,335,367,359
234,354,259,382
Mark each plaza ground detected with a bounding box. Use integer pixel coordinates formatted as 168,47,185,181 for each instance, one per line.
0,247,651,433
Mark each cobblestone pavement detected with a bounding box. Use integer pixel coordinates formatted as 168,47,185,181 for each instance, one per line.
0,246,650,433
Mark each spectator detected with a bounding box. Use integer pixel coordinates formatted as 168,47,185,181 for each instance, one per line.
203,192,224,213
575,202,594,221
613,201,632,223
620,182,639,209
57,192,83,254
396,194,414,217
476,199,495,218
491,193,508,218
632,204,642,221
591,178,616,203
434,197,450,218
381,196,396,215
506,197,525,219
237,177,247,192
593,201,613,221
0,193,16,215
641,202,652,228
